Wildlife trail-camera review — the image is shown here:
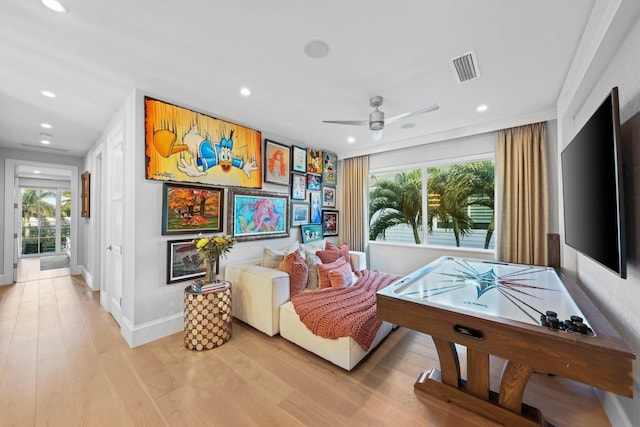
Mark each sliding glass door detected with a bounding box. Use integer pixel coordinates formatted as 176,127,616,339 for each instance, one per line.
20,188,71,256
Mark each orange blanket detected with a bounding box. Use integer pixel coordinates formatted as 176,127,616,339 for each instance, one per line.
291,270,400,351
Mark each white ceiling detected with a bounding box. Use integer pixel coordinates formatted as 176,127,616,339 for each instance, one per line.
0,1,602,160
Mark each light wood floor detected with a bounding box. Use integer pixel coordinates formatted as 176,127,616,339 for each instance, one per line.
0,260,611,426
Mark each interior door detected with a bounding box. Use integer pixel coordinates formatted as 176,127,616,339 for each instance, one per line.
104,122,124,324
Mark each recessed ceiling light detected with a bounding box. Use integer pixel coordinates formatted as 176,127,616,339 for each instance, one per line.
239,87,251,97
41,90,56,98
476,104,488,112
40,139,51,145
41,0,67,13
40,123,52,129
347,137,355,143
304,40,330,59
34,170,41,174
401,123,416,129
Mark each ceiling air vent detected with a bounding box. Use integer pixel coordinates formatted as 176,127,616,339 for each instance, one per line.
452,50,480,84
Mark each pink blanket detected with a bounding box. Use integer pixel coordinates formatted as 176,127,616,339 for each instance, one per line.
291,270,400,351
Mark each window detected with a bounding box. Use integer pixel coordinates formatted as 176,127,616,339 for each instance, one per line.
369,159,495,250
20,188,71,256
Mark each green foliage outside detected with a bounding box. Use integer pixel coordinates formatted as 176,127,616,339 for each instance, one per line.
369,161,495,248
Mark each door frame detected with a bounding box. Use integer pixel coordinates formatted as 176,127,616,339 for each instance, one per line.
3,159,79,283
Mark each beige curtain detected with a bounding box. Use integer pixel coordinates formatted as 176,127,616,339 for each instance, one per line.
496,122,549,265
340,155,369,251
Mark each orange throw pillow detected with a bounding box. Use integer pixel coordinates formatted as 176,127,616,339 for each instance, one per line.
317,242,350,266
279,251,308,296
316,257,348,289
328,262,353,288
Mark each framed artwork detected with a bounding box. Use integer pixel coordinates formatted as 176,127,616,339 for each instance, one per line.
227,188,289,241
162,183,224,235
144,96,262,188
306,173,321,191
321,210,339,237
322,151,338,186
291,172,306,200
301,224,323,243
309,190,322,224
264,139,291,185
81,171,90,218
291,201,310,227
322,186,336,208
291,145,307,173
307,148,323,174
166,239,207,284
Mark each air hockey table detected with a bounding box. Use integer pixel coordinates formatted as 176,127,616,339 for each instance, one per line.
376,256,634,427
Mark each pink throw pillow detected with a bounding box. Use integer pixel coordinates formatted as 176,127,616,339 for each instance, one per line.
279,251,308,296
328,262,353,288
316,258,348,289
317,242,350,266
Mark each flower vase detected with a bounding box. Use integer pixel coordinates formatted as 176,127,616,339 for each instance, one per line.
205,260,217,284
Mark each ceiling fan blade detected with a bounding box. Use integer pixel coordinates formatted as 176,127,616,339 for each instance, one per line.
322,120,369,126
385,102,439,124
371,129,383,142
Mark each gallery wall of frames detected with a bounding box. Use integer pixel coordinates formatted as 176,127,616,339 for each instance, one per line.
144,97,339,284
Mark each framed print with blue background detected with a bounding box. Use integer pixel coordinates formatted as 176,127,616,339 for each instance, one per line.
301,224,323,243
322,151,337,186
291,201,310,227
291,145,307,173
291,172,306,200
309,190,322,224
228,188,289,241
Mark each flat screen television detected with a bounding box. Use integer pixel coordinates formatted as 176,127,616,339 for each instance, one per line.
561,87,626,278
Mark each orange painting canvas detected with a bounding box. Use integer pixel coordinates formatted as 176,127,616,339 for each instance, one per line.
145,97,262,188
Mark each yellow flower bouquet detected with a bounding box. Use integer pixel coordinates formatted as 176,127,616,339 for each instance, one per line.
194,234,236,282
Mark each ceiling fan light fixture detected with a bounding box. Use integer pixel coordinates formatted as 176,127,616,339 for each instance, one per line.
369,110,384,130
42,0,67,13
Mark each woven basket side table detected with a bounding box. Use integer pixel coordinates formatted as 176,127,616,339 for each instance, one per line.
184,281,232,351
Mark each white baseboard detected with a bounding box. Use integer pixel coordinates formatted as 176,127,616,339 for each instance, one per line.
120,312,183,348
596,389,633,427
78,265,96,290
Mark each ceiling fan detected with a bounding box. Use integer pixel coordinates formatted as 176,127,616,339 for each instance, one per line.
322,96,439,142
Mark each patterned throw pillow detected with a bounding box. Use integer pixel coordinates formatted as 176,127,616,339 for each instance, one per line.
304,250,322,290
279,251,308,296
262,241,299,268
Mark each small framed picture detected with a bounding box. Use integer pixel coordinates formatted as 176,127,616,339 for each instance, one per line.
322,186,336,208
167,239,207,284
264,139,291,185
291,145,307,173
307,148,323,174
291,201,310,227
291,173,307,200
322,151,337,186
306,174,321,191
301,224,324,243
321,210,339,237
309,190,322,224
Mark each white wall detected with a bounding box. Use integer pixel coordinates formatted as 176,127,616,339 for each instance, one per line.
557,11,640,427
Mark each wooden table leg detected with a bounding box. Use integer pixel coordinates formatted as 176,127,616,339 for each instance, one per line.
432,337,461,387
499,361,534,413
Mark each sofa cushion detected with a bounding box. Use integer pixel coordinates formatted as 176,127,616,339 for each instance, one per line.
300,238,326,254
317,242,350,266
304,250,322,290
279,251,308,296
328,262,354,288
262,241,299,268
317,258,348,289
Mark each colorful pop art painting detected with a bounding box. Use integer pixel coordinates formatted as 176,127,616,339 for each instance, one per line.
145,97,263,188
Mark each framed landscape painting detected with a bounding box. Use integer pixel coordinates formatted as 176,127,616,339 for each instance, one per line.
162,183,224,235
228,189,289,241
145,96,262,188
321,210,339,236
264,139,291,185
166,239,207,284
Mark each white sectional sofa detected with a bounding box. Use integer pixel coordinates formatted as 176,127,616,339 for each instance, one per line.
224,250,394,370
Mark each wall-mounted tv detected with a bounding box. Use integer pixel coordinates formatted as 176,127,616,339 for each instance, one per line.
561,87,626,278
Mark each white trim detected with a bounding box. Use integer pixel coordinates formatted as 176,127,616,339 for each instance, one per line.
596,389,633,427
120,312,183,348
370,151,495,174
